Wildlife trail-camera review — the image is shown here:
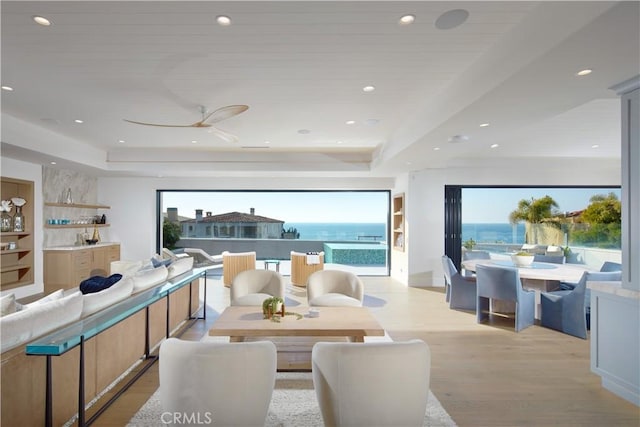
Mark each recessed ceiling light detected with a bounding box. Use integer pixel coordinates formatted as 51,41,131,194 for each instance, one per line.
298,129,311,134
362,85,375,93
33,16,51,26
591,144,600,149
74,119,84,124
118,139,125,144
435,9,469,30
399,14,415,25
337,140,343,144
1,86,13,91
433,147,440,151
448,134,469,143
364,118,380,126
479,123,490,127
191,140,197,144
216,15,231,26
50,161,57,165
406,161,412,165
490,143,499,149
346,120,356,125
264,140,270,144
576,69,593,76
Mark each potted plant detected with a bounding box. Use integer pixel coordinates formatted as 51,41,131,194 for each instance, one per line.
262,297,285,319
281,227,300,239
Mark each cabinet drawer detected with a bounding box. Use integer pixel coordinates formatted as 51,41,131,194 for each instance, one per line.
107,245,120,261
73,251,91,268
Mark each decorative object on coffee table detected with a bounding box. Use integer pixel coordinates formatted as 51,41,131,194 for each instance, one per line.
263,297,285,319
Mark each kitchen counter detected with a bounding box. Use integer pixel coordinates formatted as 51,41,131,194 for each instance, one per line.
44,242,120,251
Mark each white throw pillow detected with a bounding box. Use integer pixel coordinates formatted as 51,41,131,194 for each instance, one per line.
110,260,144,277
1,293,17,316
132,265,168,293
25,289,64,308
82,277,134,317
167,256,194,279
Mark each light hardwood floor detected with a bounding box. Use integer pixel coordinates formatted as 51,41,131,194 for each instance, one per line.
87,275,639,427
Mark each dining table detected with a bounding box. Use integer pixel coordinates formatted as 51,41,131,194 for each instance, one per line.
461,258,595,318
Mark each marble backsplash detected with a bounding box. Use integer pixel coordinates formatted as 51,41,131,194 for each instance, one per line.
43,167,110,247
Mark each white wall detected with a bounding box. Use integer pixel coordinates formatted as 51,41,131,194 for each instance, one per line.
0,157,44,298
408,158,622,287
98,176,395,263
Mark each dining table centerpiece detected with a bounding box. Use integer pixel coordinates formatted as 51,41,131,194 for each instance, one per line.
511,251,535,267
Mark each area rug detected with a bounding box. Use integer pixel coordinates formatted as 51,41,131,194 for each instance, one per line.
127,372,457,427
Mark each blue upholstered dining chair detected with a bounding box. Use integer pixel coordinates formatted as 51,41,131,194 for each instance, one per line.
533,254,565,264
540,271,622,339
462,250,491,276
475,264,535,332
441,255,476,310
600,261,622,272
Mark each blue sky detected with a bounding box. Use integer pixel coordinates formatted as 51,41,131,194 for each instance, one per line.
162,187,621,224
462,188,621,223
162,191,389,223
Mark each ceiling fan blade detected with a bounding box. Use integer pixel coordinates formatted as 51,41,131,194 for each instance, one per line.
201,105,249,124
210,126,239,143
123,119,209,128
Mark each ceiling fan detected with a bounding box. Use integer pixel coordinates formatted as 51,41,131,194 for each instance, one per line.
123,104,249,143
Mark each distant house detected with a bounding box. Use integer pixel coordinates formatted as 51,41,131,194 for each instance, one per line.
180,208,284,239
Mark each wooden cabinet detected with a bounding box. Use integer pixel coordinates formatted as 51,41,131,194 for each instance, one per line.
44,244,120,293
1,177,35,290
393,193,405,251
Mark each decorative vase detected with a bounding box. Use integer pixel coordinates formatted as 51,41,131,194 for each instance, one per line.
65,188,73,204
1,211,12,232
13,206,25,232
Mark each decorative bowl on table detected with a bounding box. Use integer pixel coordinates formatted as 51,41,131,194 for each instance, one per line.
511,253,534,267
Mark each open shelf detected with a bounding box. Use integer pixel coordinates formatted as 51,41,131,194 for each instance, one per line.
45,202,110,209
1,176,34,289
45,223,110,229
393,193,405,251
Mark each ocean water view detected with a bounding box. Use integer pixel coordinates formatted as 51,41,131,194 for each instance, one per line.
284,223,387,241
462,223,525,244
284,222,525,244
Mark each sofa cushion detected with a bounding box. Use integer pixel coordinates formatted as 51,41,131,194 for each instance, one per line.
151,256,172,268
110,260,144,277
25,289,64,308
82,277,134,317
1,293,18,316
167,256,194,279
1,291,83,352
233,293,274,306
132,265,168,293
79,274,123,294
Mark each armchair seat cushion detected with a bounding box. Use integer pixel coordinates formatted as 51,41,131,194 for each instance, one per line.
309,293,362,307
233,293,274,306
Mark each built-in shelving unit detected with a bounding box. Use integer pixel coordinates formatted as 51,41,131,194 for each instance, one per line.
1,177,35,290
393,193,405,251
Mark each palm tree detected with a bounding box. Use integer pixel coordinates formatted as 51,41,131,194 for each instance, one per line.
509,195,561,225
509,195,563,245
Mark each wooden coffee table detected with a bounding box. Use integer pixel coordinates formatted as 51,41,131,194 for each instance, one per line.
209,306,385,370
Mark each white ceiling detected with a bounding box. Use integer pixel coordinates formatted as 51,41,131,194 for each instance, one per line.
1,1,638,177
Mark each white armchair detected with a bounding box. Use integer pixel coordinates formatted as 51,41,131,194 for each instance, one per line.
230,269,285,306
312,339,431,427
159,338,277,427
307,269,364,307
